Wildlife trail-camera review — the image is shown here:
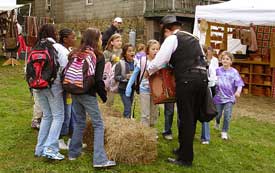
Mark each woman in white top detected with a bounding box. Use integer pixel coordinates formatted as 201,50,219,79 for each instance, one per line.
201,46,219,144
206,47,219,96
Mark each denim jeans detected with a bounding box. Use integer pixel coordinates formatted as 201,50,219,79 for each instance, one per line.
34,87,64,155
69,94,108,165
32,92,43,121
201,122,210,141
163,103,175,135
215,102,233,132
60,91,72,136
119,88,134,118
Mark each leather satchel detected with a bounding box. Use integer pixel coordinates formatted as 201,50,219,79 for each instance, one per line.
149,67,176,104
198,87,217,122
25,16,38,47
4,13,18,51
5,37,17,50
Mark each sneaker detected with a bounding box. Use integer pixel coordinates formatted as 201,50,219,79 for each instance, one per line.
82,143,87,149
68,157,77,161
93,160,116,168
201,141,210,145
68,152,84,161
163,134,173,140
221,132,228,140
59,139,68,150
214,123,220,130
43,148,65,160
167,157,192,167
31,120,40,129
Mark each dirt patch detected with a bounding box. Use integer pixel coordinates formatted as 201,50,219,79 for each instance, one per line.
233,95,275,124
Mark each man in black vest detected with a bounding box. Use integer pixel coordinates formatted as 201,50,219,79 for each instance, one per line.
146,15,208,167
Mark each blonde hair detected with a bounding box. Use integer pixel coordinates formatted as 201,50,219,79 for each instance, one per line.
105,33,122,51
221,51,234,61
146,39,160,55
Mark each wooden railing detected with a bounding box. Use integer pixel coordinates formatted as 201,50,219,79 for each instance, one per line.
144,0,222,17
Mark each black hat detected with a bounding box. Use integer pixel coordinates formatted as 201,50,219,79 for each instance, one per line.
160,15,181,26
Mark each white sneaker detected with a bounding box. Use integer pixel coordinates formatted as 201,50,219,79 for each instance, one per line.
82,143,87,149
43,148,65,160
94,160,116,168
68,157,77,161
163,134,173,140
221,132,228,140
201,141,210,145
59,139,68,150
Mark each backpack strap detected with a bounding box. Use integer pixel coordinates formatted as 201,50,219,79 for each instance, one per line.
120,60,126,78
139,56,147,82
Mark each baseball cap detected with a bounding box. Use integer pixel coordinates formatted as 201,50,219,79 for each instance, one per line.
114,17,123,23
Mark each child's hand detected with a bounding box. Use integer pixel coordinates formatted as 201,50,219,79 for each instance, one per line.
144,70,149,79
235,92,241,98
126,73,131,79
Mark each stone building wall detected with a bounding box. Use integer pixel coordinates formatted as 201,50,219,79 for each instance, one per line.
58,16,145,46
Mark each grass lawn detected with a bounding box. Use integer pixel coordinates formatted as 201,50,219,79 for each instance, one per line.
0,60,275,173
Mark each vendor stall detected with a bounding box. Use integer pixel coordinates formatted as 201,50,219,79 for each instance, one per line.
0,0,25,66
193,0,275,97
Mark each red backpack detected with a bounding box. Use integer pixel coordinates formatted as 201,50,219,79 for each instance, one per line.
26,40,59,89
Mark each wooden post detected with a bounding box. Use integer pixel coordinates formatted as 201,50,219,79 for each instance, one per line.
205,22,211,47
2,58,20,66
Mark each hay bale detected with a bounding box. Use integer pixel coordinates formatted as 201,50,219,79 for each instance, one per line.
83,116,157,165
104,116,157,164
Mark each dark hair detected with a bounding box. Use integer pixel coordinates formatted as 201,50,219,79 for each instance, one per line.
78,28,102,56
163,23,182,30
37,24,57,41
59,28,73,44
121,43,133,59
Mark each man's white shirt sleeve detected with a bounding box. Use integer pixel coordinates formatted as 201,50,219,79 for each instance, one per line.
147,35,178,75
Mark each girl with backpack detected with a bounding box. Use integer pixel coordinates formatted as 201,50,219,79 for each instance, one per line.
103,33,122,107
57,28,77,150
67,28,116,168
125,40,160,127
32,24,67,160
114,43,135,118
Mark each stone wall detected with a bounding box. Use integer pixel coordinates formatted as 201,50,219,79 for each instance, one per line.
33,0,194,45
57,16,145,46
63,0,144,22
34,0,144,23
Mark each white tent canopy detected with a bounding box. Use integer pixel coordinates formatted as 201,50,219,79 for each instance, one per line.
0,0,24,12
193,0,275,36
